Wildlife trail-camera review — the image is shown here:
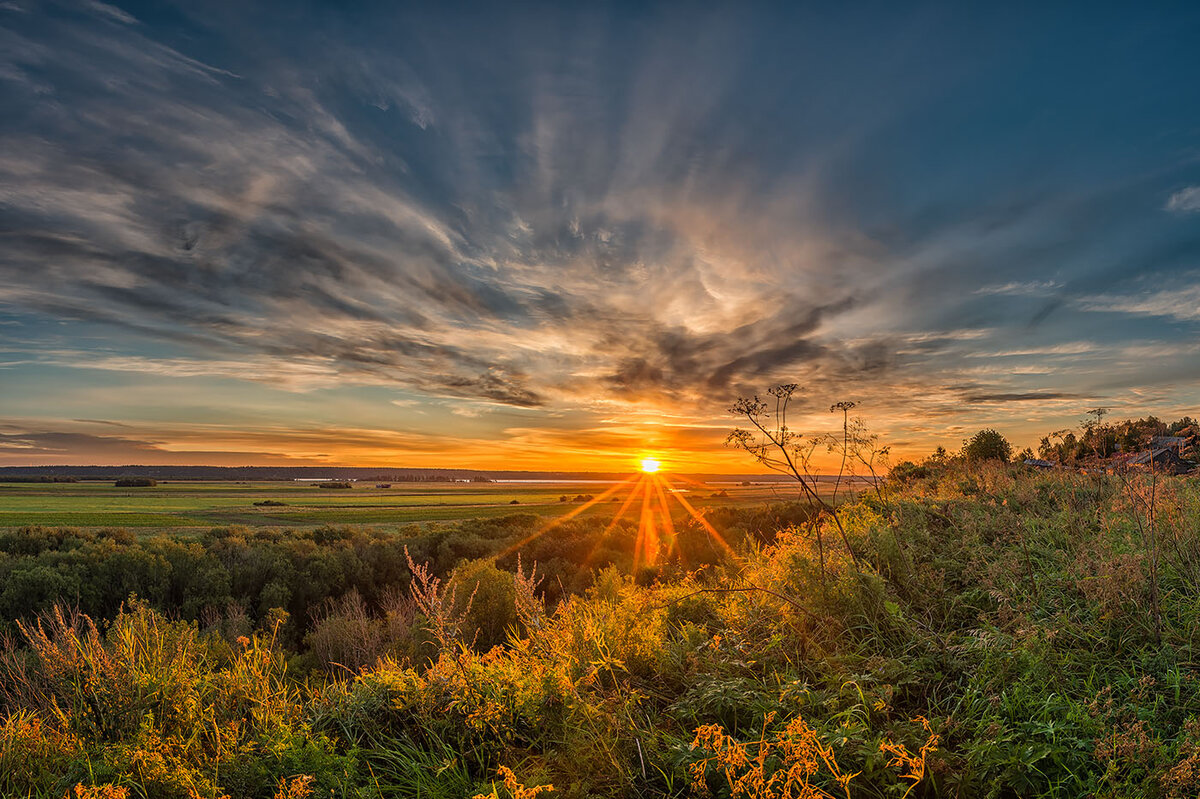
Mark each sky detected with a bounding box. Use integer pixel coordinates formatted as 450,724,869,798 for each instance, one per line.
1,1,1199,472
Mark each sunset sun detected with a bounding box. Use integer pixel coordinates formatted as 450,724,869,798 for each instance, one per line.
639,457,661,473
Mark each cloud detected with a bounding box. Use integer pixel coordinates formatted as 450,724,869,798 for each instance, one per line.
968,342,1098,357
0,6,893,417
1166,186,1200,214
1081,284,1200,322
973,280,1062,296
0,418,467,466
0,429,296,465
86,1,137,25
962,391,1082,403
2,3,1200,470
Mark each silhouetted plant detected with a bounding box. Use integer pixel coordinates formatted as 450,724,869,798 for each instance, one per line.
727,385,864,581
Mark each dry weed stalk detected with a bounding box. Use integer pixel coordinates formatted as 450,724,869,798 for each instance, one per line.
514,554,547,632
405,546,478,654
727,385,867,586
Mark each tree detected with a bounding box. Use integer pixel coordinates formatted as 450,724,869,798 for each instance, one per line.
115,477,156,487
963,429,1012,462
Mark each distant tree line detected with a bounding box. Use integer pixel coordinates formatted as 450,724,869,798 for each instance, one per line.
0,475,78,483
1038,414,1198,463
0,465,633,482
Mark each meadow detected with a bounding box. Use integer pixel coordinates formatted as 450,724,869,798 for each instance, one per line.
0,478,805,531
2,462,1199,798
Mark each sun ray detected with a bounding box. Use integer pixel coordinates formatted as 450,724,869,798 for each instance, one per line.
650,473,680,561
494,465,736,573
497,475,636,559
661,474,737,558
584,474,646,566
635,474,659,570
661,472,710,490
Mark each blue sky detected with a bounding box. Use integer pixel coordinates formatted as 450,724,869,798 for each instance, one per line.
1,1,1199,469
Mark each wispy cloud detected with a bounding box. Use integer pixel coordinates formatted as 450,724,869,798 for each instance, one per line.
0,4,886,416
1081,284,1200,322
974,280,1062,296
1166,186,1200,214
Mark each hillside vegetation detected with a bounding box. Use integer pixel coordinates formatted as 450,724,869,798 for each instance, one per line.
2,464,1200,798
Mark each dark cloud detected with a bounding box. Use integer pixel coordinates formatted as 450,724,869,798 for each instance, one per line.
963,392,1083,404
0,429,289,464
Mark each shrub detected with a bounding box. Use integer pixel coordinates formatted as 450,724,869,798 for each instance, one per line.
453,558,518,651
963,429,1012,462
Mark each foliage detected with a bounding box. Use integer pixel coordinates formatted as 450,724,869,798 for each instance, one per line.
1037,413,1199,464
688,711,859,798
6,467,1200,796
962,429,1012,463
0,506,776,648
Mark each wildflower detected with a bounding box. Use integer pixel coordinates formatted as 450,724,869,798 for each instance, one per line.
472,766,554,799
273,775,315,799
878,717,939,799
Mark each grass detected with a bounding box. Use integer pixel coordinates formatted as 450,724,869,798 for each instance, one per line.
0,479,800,530
0,512,215,527
14,464,1192,796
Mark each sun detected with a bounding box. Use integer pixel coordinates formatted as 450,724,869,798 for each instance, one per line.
639,457,661,473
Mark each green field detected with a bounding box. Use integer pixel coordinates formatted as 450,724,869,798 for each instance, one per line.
0,477,822,530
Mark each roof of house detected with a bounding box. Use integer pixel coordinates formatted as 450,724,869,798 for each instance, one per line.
1128,446,1188,466
1024,458,1058,469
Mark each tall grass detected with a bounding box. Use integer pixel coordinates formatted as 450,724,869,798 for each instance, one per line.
3,465,1200,796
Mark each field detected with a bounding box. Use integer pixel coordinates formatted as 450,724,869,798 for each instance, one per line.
0,476,841,531
8,463,1200,798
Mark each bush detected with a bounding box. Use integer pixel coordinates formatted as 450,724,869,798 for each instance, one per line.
963,428,1012,462
114,478,156,487
317,482,353,490
453,558,517,651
